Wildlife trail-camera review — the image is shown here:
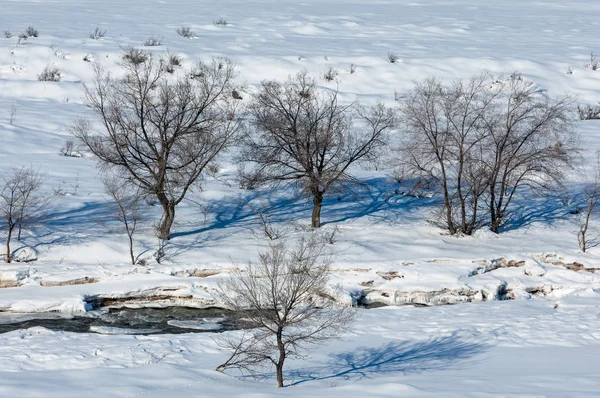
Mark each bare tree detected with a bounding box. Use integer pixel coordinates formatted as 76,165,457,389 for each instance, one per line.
241,71,395,228
482,74,576,232
398,75,498,234
214,237,355,387
73,52,241,239
578,153,600,252
0,167,47,262
398,73,576,234
103,176,143,264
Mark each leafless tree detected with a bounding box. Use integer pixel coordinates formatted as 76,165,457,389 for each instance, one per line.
103,176,143,264
398,75,498,234
0,167,47,262
398,73,576,234
214,237,355,387
481,74,576,232
578,153,600,252
72,52,241,239
241,71,396,228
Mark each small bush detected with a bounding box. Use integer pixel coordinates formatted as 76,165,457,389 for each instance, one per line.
388,53,399,63
25,26,39,38
17,33,28,45
89,28,106,40
578,104,600,120
60,140,77,157
585,52,599,71
142,35,163,46
162,52,182,73
3,30,12,38
323,66,338,81
122,47,149,65
213,18,228,26
349,63,357,74
565,65,573,75
38,66,61,82
176,25,195,39
83,53,93,62
50,44,68,59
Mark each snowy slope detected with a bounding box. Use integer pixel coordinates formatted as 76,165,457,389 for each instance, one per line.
0,0,600,396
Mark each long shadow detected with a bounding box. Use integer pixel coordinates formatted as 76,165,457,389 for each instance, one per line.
171,177,436,239
289,333,488,386
499,191,581,232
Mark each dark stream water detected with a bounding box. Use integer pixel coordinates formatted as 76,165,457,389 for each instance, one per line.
0,307,235,335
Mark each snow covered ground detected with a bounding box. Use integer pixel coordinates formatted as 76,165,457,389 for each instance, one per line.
1,0,600,396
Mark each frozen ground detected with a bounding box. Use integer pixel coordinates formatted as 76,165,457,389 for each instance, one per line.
1,0,600,396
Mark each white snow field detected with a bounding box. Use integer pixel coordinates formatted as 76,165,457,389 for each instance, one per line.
1,0,600,396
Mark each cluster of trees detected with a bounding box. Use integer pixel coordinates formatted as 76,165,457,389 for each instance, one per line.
73,51,396,240
398,73,576,234
73,51,578,241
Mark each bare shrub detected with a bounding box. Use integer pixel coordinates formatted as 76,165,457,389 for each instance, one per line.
1,168,48,262
142,36,163,46
89,28,106,40
578,104,600,120
72,55,241,240
213,18,228,26
8,104,16,124
578,154,600,253
176,25,195,39
349,63,357,74
388,53,399,63
17,33,28,45
162,52,182,73
585,52,599,71
319,225,340,244
83,53,93,62
241,71,396,228
252,207,285,241
565,65,573,75
323,66,338,81
104,176,143,264
215,237,355,387
50,44,68,59
25,26,38,37
3,30,12,38
38,66,61,82
121,46,149,65
59,140,81,157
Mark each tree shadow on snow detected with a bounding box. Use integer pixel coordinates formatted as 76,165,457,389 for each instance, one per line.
289,333,488,386
170,177,436,239
498,191,580,233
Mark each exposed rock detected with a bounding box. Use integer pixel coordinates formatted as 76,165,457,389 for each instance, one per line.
40,276,100,287
361,287,483,307
469,257,526,276
376,271,403,280
0,278,19,288
525,285,555,296
359,280,375,287
172,268,222,278
85,286,214,310
534,254,599,273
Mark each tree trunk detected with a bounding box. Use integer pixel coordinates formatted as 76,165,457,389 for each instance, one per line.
5,225,13,263
158,202,176,240
128,232,135,264
311,192,323,228
490,206,502,233
276,328,285,388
